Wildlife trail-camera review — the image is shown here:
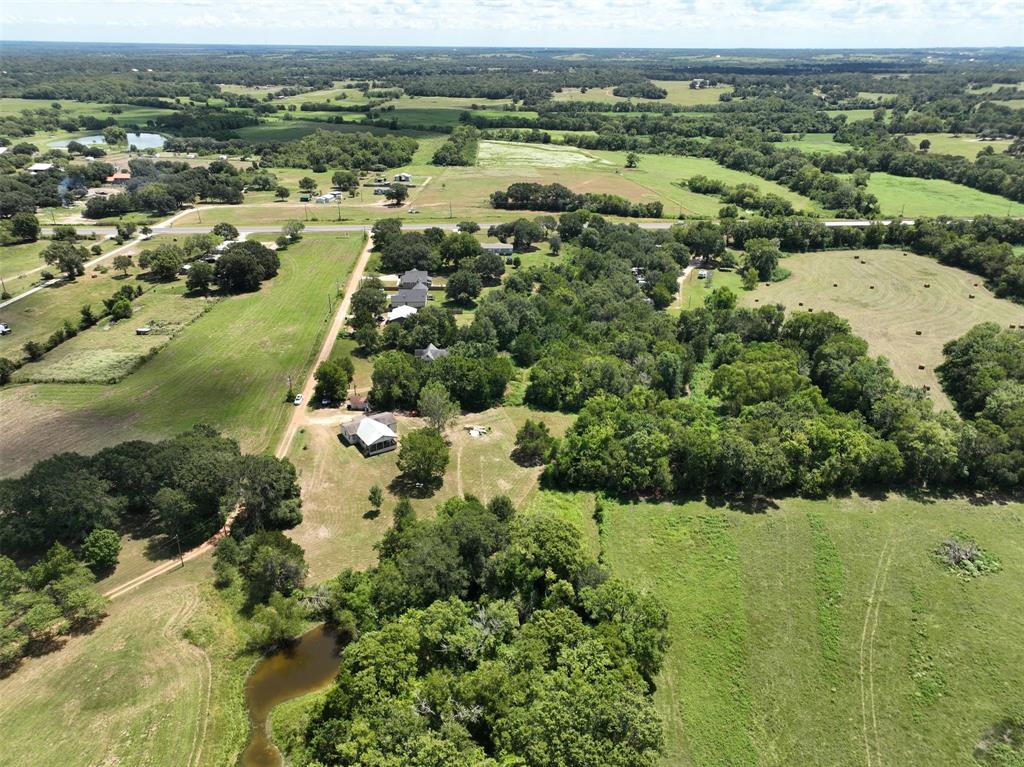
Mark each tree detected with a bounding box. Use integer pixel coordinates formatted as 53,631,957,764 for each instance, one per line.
397,427,449,485
298,176,318,194
457,220,480,234
332,170,359,192
238,532,308,605
352,276,388,319
102,125,127,145
743,237,781,281
354,322,381,354
385,183,409,206
0,357,15,385
473,251,506,283
10,212,40,242
153,487,194,539
445,269,482,305
439,232,483,268
215,241,280,293
313,357,355,404
370,350,421,410
112,254,133,276
212,222,239,240
625,151,640,168
275,186,290,201
186,260,214,293
109,298,132,320
248,592,304,651
919,138,931,152
144,243,185,281
42,241,86,279
80,528,121,572
282,220,305,243
742,266,758,290
368,485,384,515
417,380,459,432
512,419,556,466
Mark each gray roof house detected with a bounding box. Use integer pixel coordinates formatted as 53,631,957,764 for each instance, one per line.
414,343,450,362
398,269,432,289
341,413,398,456
391,287,429,309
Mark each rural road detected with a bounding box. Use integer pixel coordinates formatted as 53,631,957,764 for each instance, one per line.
274,232,374,459
43,217,921,239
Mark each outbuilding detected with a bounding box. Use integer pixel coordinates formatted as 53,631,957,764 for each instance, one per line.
481,242,513,256
394,172,412,183
414,343,450,362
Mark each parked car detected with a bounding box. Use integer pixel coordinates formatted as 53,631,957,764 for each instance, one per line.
697,269,709,279
0,323,11,335
293,394,303,406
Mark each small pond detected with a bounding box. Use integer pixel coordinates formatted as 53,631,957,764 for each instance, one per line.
50,132,165,150
240,624,341,767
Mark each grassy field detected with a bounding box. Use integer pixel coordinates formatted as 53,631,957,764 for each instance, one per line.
903,133,1013,158
604,495,1024,767
13,282,212,383
862,172,1024,218
0,234,363,478
552,82,732,106
0,557,256,767
285,403,576,579
738,249,1024,407
826,108,878,121
675,266,743,313
784,133,852,154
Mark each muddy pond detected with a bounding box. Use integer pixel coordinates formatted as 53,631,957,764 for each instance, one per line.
240,624,340,767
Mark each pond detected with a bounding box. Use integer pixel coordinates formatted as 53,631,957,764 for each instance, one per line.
240,624,341,767
50,132,166,150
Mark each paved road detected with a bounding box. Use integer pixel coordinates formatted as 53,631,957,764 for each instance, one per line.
43,218,924,239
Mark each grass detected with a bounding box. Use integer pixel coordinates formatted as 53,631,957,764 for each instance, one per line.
0,558,256,767
0,234,364,478
603,494,1024,766
903,133,1014,158
737,248,1024,408
13,282,212,383
676,265,744,313
551,82,732,106
784,132,853,154
861,173,1024,218
825,108,878,121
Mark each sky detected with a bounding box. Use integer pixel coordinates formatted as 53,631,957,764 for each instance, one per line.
0,0,1022,49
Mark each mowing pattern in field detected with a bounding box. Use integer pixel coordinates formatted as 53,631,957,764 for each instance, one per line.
604,495,1024,767
739,249,1024,408
0,562,254,767
0,234,363,478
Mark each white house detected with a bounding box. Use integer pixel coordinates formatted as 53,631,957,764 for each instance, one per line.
386,305,418,323
341,413,398,456
27,162,55,174
481,242,514,256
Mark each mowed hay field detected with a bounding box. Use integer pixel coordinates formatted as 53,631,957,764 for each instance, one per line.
903,133,1014,158
551,81,732,106
0,234,364,477
286,403,576,578
739,249,1024,408
604,496,1024,767
862,172,1024,217
0,559,257,767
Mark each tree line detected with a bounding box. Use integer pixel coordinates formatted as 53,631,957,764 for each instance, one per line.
490,182,664,218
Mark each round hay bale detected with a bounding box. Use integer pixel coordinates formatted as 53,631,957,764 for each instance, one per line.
924,283,930,288
969,294,975,299
798,302,803,306
833,283,838,287
915,330,922,335
918,364,925,370
870,285,875,289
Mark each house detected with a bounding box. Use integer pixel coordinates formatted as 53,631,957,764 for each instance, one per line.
214,240,235,253
373,187,388,195
391,287,428,309
689,78,709,89
394,172,412,183
415,343,450,362
27,162,55,174
398,269,432,289
341,412,398,456
314,194,335,204
0,147,8,155
386,305,418,323
347,395,371,412
481,242,513,256
105,172,131,185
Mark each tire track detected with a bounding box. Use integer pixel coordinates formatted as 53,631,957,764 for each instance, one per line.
858,535,895,767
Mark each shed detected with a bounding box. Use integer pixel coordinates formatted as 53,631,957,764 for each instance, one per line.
394,172,412,183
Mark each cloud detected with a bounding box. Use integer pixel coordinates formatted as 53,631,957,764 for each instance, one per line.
1,0,1020,46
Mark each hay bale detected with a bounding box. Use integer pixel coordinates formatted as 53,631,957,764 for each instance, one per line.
918,364,925,370
915,330,922,335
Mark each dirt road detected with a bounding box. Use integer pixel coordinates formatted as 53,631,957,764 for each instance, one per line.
103,233,373,599
275,232,374,459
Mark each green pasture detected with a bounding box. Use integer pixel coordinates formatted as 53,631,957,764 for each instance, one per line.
604,495,1024,767
783,132,852,154
551,82,732,106
860,172,1024,217
0,234,363,478
903,133,1013,158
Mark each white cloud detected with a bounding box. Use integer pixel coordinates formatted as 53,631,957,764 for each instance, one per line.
1,0,1020,46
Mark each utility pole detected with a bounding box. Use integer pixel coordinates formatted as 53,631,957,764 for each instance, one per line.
174,534,184,568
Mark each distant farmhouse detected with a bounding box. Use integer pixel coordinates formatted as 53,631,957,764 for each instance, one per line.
398,269,432,289
481,242,514,257
394,172,413,183
341,412,398,456
26,162,55,174
414,343,449,362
